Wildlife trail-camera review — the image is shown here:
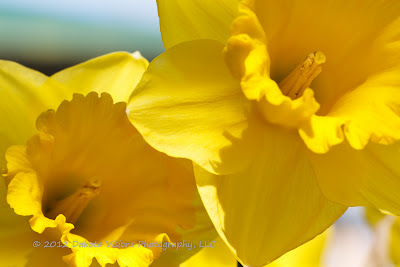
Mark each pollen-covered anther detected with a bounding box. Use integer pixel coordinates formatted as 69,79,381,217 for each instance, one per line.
47,178,101,224
279,51,326,99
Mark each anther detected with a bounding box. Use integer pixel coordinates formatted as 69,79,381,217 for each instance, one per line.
279,51,326,99
47,178,101,224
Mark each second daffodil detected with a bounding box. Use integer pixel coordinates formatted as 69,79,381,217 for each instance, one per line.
128,0,400,266
0,53,216,266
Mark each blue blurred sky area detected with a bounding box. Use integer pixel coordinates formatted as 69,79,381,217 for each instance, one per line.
0,0,164,65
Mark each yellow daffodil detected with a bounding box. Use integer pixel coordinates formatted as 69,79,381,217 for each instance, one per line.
0,53,216,267
128,0,400,266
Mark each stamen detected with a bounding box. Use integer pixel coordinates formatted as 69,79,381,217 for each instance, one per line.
47,178,101,224
279,51,326,99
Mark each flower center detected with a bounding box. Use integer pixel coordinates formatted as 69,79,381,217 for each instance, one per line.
46,178,101,224
3,92,198,266
279,51,326,99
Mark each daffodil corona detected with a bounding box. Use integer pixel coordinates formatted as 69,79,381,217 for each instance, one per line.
0,53,216,267
4,92,198,266
128,0,400,266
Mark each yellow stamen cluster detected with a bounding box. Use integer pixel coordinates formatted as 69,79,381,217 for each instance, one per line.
47,178,101,224
280,51,326,99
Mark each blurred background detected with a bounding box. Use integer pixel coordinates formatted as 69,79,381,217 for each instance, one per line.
0,1,393,266
0,0,164,75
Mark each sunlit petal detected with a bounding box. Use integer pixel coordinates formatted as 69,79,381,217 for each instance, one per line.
195,125,345,266
52,52,149,103
129,40,261,175
157,0,239,49
0,61,70,168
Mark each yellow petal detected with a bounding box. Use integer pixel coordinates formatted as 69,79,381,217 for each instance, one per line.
157,0,239,49
0,173,28,227
128,40,261,175
297,15,400,152
365,208,386,227
195,125,346,266
0,174,34,267
26,244,70,267
327,69,400,150
308,141,400,215
223,2,270,101
299,115,345,154
3,145,32,182
180,237,236,267
61,232,157,267
7,172,42,216
223,3,321,130
151,193,219,267
0,52,148,169
268,228,331,267
51,52,149,103
0,230,36,267
0,61,71,168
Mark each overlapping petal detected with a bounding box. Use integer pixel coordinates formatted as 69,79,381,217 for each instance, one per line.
298,115,345,154
179,237,236,267
268,228,331,267
128,40,262,175
194,124,346,266
151,194,219,267
308,141,400,215
301,44,400,153
328,69,400,150
0,176,34,266
223,2,322,133
0,61,70,168
157,0,239,49
51,52,149,103
0,52,148,169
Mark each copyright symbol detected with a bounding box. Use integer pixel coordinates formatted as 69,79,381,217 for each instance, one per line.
33,241,41,247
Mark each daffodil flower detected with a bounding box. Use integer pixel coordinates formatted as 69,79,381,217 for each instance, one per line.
128,0,400,266
0,53,216,267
